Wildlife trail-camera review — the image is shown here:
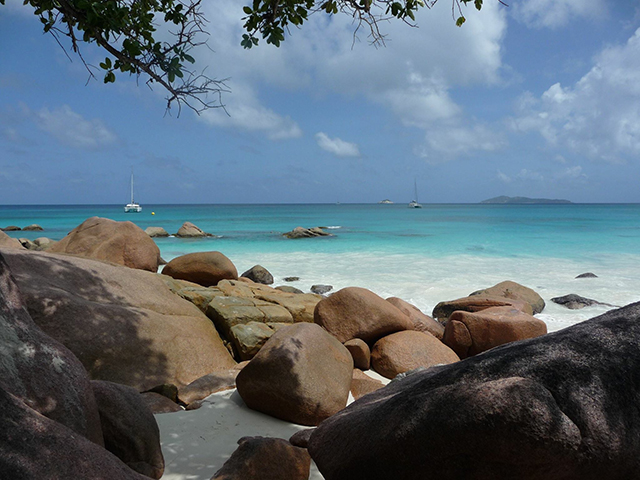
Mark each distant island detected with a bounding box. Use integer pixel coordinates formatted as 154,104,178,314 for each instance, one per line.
378,199,394,204
481,196,573,205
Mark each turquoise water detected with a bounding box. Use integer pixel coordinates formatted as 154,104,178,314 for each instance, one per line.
3,203,640,331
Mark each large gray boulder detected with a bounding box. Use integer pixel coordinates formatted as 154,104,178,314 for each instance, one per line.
0,252,103,445
0,385,148,479
91,380,165,478
308,302,640,480
3,249,236,391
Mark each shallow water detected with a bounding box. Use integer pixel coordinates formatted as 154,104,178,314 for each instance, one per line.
3,203,639,331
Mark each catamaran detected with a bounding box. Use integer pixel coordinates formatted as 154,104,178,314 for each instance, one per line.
408,179,422,208
124,169,142,213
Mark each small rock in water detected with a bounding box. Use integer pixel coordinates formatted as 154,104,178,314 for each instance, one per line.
1,225,21,231
284,276,300,282
311,284,333,295
22,224,43,231
283,226,333,239
551,294,615,310
576,272,598,279
241,265,274,285
145,226,170,237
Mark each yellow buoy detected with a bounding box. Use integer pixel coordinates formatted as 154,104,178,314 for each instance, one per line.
151,212,155,215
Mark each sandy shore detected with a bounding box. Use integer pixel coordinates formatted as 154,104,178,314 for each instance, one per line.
157,370,390,479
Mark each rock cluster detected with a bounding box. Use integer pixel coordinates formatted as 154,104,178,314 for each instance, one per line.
0,252,163,479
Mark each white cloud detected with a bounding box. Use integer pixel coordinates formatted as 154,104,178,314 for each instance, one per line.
191,0,507,149
418,123,506,159
315,132,361,157
516,169,544,181
555,165,587,181
198,83,302,140
497,170,511,183
512,0,607,29
35,105,117,149
512,28,640,162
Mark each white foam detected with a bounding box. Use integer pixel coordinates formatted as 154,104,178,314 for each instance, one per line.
224,251,640,333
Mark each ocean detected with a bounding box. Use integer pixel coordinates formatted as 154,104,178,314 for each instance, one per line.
3,203,640,332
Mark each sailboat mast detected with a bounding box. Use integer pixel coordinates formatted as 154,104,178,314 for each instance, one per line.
414,178,418,203
131,169,135,204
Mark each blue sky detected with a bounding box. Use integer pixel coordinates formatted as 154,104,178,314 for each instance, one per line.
1,0,640,204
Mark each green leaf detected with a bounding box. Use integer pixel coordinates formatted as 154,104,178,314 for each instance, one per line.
474,0,482,10
456,16,465,26
243,5,252,14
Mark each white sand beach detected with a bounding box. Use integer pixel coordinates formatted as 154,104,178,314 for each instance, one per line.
157,370,391,480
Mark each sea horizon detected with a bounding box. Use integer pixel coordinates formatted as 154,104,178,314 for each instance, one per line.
2,202,640,334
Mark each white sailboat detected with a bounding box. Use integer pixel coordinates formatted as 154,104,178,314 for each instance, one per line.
124,169,142,213
408,179,422,208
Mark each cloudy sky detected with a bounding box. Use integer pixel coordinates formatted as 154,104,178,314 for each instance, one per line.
1,0,639,204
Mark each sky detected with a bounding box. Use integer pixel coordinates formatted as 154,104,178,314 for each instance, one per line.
1,0,640,204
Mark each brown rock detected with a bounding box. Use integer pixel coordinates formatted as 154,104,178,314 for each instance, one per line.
0,230,24,249
140,392,183,414
371,330,459,379
443,306,548,359
254,291,322,323
351,369,385,400
177,369,239,405
49,216,161,272
236,323,354,426
91,380,164,479
145,227,169,237
162,251,238,287
144,383,179,403
386,296,445,339
432,294,534,321
3,249,236,391
1,225,21,231
344,338,371,370
470,280,546,314
0,386,148,479
212,436,311,480
22,224,43,231
175,221,211,237
283,226,333,238
314,287,414,344
0,252,103,445
289,429,314,448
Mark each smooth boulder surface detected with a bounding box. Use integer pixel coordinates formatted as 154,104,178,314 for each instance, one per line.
0,252,103,445
350,369,385,400
0,230,24,249
175,221,211,237
91,381,164,479
432,294,533,321
344,338,371,370
177,368,240,405
314,287,414,344
386,296,445,339
308,302,640,480
371,330,459,379
241,264,274,284
443,306,548,359
162,251,238,287
470,280,545,314
3,249,236,391
22,224,44,231
0,386,148,480
212,436,311,480
236,323,354,426
49,216,161,272
145,227,170,237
